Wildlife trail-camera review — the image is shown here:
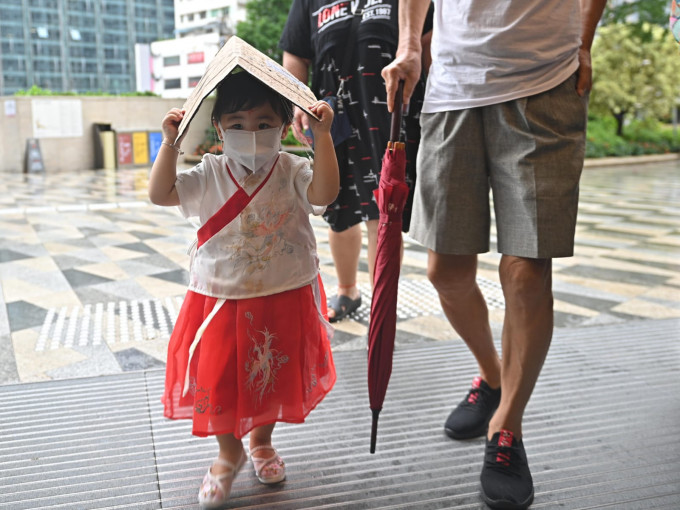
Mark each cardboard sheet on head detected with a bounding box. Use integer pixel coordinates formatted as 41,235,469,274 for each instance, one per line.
176,36,319,141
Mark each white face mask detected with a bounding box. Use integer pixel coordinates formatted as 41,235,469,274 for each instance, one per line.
220,126,282,171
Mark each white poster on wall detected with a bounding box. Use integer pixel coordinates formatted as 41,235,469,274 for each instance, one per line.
31,99,83,138
5,100,16,117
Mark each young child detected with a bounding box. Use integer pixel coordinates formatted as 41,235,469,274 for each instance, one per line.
149,70,339,508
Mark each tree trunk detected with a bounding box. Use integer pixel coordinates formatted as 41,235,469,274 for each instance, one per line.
614,111,626,137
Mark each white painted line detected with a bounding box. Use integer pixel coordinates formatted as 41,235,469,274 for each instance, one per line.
106,302,116,345
64,306,79,348
50,306,68,350
36,308,56,352
93,302,103,346
119,301,129,343
79,304,91,346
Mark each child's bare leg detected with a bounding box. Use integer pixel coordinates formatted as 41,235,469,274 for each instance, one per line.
212,433,246,475
249,423,276,457
249,423,286,483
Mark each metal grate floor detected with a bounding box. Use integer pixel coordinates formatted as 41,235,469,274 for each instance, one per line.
1,318,678,509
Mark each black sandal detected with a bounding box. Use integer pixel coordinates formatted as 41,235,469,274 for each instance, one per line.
328,294,362,323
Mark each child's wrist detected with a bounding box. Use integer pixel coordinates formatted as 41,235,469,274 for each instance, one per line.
161,139,184,155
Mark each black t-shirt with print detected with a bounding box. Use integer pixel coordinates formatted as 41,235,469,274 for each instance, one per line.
280,0,434,232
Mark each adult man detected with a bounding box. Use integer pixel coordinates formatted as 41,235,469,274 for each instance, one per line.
382,1,606,508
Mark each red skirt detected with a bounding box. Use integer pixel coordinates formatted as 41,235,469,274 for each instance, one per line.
162,280,336,438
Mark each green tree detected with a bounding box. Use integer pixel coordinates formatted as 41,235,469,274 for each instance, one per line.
236,0,293,63
591,23,680,136
601,0,670,28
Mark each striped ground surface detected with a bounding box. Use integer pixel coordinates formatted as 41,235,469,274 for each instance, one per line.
31,278,504,350
0,318,678,510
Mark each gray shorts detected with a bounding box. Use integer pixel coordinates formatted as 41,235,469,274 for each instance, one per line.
410,73,588,259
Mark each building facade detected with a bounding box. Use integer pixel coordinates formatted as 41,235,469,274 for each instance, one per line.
138,0,248,98
0,0,175,95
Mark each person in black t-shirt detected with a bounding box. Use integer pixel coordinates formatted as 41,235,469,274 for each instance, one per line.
280,0,433,322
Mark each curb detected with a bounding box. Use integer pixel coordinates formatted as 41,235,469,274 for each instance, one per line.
584,153,680,168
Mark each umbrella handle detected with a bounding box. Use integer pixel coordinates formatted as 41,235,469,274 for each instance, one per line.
389,80,404,143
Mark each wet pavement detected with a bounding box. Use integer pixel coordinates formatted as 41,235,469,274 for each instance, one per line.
0,158,678,385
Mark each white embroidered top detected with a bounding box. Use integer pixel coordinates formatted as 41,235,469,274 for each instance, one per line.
175,152,325,299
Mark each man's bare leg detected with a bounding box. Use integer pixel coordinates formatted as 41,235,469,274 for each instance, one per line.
427,252,501,387
487,255,553,440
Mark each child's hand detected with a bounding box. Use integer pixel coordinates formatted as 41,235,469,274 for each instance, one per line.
161,108,186,145
307,100,334,138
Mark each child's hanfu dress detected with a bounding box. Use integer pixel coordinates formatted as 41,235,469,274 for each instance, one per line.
162,152,336,438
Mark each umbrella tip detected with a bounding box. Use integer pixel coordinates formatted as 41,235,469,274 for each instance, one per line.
370,408,381,454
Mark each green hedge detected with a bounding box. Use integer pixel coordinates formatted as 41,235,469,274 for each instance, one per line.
586,116,680,158
14,85,158,97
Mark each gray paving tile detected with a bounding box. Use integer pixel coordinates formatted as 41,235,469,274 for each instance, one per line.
6,300,48,332
114,347,166,371
62,268,115,287
0,334,18,385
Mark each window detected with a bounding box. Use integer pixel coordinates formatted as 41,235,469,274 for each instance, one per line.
1,25,24,38
188,76,201,87
187,51,204,64
0,7,23,22
104,62,124,74
70,29,81,41
69,46,97,58
163,55,180,67
32,43,61,56
2,40,26,54
165,78,181,89
199,11,206,19
2,57,25,71
4,74,28,89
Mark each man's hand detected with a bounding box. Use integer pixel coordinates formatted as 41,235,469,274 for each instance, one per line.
576,48,593,97
381,47,422,112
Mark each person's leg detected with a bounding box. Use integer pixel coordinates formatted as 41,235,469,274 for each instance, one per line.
199,433,247,505
327,224,362,320
427,251,501,387
212,433,246,475
249,422,276,452
248,423,286,484
488,255,553,440
364,219,378,285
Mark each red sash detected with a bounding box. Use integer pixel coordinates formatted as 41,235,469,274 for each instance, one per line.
196,156,278,249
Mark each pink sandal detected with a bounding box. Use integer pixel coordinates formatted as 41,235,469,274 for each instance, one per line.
250,445,286,484
198,450,247,508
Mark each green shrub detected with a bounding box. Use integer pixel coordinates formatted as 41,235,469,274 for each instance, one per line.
14,85,158,97
586,116,680,157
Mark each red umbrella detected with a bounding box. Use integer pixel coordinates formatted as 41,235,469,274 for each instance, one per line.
368,82,409,453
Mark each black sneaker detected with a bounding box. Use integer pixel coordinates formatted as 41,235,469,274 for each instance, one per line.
480,430,534,509
444,376,501,439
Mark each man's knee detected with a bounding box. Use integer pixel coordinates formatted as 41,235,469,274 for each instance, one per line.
499,256,553,304
427,252,478,296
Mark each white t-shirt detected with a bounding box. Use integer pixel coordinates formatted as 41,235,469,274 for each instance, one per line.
422,0,582,112
175,152,325,299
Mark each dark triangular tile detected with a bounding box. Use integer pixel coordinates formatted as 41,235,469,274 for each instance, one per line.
116,242,158,255
6,300,48,332
0,249,31,263
114,348,166,371
62,268,114,287
150,269,189,285
129,230,165,241
78,227,112,237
